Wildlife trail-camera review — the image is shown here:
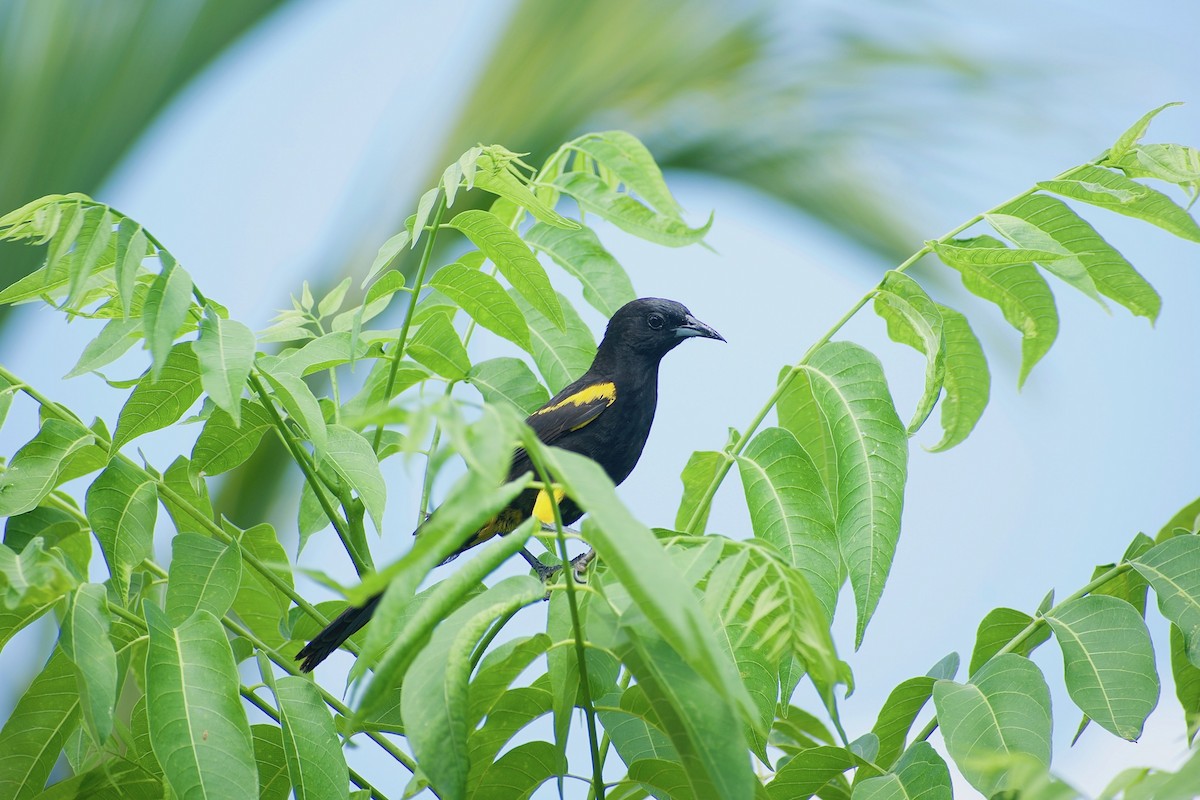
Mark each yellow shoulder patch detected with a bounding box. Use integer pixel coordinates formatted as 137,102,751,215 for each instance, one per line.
533,487,566,525
533,381,616,416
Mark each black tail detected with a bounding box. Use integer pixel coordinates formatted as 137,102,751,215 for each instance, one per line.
295,593,382,672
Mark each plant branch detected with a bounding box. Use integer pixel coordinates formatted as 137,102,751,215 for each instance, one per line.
680,160,1103,533
372,193,447,452
248,371,370,575
912,560,1133,745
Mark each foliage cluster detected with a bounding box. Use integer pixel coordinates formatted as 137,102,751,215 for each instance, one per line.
1,110,1199,799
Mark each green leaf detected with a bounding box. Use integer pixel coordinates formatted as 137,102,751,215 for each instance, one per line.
1110,144,1200,190
932,235,1058,387
532,445,758,727
271,332,374,376
468,634,553,726
465,684,556,799
595,686,678,768
1109,102,1182,160
0,649,80,800
428,263,531,350
252,724,292,800
269,677,350,800
142,253,194,380
737,427,839,620
933,654,1052,796
1090,534,1154,616
546,588,621,756
357,517,536,714
1039,165,1200,243
44,201,85,284
113,217,149,317
65,206,112,306
987,194,1161,320
363,229,411,287
675,450,727,534
260,368,328,456
1045,595,1159,740
927,304,989,452
189,400,274,477
317,276,352,318
194,307,255,425
64,318,143,379
407,310,471,380
448,209,565,328
555,171,712,247
574,130,684,218
60,584,117,744
0,537,76,610
525,222,636,317
230,522,292,649
467,357,550,415
401,576,547,800
112,342,203,452
1133,535,1200,665
797,342,908,647
165,533,241,624
1170,625,1200,745
465,741,564,800
323,424,386,532
868,676,935,772
85,459,157,602
768,745,857,800
471,147,578,229
618,620,756,800
34,760,165,799
852,742,952,800
510,289,596,393
0,418,96,517
145,604,258,799
872,271,944,434
158,456,213,537
969,607,1052,675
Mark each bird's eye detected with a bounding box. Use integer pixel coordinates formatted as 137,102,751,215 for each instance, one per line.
647,313,665,330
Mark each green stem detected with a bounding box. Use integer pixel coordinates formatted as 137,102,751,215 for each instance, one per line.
913,560,1132,745
372,193,447,452
587,669,632,800
681,159,1100,534
530,459,606,800
248,371,370,575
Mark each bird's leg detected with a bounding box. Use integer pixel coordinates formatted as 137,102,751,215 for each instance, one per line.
570,548,596,581
519,547,562,583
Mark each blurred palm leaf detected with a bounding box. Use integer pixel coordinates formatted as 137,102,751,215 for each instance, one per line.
0,0,287,289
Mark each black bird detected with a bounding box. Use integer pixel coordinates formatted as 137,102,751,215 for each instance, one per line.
296,297,724,671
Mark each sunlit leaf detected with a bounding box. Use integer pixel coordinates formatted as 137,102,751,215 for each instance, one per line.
852,742,952,800
525,222,636,317
574,130,683,218
867,675,934,773
190,400,274,477
933,654,1052,796
932,235,1058,387
927,304,989,452
1039,165,1200,242
142,253,194,380
675,450,726,534
969,607,1052,676
1133,535,1200,666
448,209,564,328
467,357,549,415
85,459,156,603
269,676,350,800
795,342,907,647
429,262,531,350
471,147,578,229
230,522,292,649
737,427,839,620
194,307,255,425
872,271,944,434
988,194,1160,320
64,317,142,379
165,533,241,624
555,171,712,247
111,342,203,452
260,367,328,456
0,649,79,800
323,424,386,532
0,418,96,517
510,289,595,393
60,584,117,744
407,311,471,380
145,604,258,799
767,745,856,800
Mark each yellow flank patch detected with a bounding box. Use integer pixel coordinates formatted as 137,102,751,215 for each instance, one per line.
532,381,616,416
533,488,566,525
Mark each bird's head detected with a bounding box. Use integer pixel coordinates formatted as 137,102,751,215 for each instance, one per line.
597,297,725,362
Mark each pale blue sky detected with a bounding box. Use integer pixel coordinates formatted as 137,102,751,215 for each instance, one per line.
2,0,1198,795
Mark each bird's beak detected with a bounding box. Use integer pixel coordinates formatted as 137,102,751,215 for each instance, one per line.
675,313,725,342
